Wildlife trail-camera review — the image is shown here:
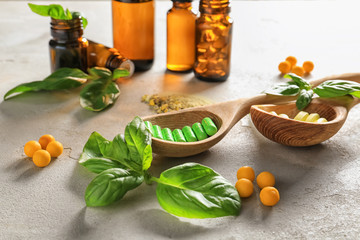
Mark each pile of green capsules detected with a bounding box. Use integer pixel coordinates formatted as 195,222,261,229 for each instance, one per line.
144,117,218,142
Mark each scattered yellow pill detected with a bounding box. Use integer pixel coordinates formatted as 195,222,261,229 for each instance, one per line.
237,166,255,182
256,171,276,189
317,118,328,123
260,186,280,206
269,111,277,115
235,178,254,198
305,113,320,122
294,111,309,121
278,114,289,119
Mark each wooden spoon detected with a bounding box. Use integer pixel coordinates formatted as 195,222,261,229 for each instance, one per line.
143,73,360,157
250,96,359,146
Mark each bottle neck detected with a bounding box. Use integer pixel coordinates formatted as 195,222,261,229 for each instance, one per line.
172,1,192,10
199,0,230,15
50,17,84,42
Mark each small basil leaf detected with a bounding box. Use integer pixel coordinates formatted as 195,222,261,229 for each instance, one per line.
85,168,144,207
313,80,360,98
350,91,360,98
284,73,311,90
4,68,88,100
28,3,72,20
79,132,108,161
296,89,313,110
79,158,126,174
265,83,300,96
113,69,130,80
125,117,152,172
80,67,120,111
156,163,241,219
72,11,88,29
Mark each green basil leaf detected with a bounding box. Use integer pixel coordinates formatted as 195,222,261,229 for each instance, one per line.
79,132,127,173
4,68,88,100
265,83,300,96
284,73,311,90
80,67,120,111
85,168,144,207
28,3,72,20
113,69,130,80
156,163,241,218
313,80,360,98
72,11,88,29
125,117,153,172
350,91,360,98
296,89,313,110
79,158,126,174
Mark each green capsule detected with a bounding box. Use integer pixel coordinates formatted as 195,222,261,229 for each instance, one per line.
144,121,154,135
152,125,164,139
172,129,186,142
162,128,175,141
201,117,218,136
192,122,208,141
182,126,198,142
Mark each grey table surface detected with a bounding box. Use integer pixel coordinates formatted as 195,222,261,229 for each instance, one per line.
1,1,360,239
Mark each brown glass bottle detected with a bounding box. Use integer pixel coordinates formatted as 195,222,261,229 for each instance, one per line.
167,0,196,72
49,17,88,72
194,0,233,82
112,0,154,71
87,40,135,77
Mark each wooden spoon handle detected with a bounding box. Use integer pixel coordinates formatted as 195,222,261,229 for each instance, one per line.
309,72,360,87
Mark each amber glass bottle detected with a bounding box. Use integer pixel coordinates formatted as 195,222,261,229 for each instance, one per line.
167,0,196,72
49,17,88,72
87,40,135,77
194,0,233,82
112,0,154,71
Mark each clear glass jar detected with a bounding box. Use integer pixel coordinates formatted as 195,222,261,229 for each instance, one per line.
194,0,233,82
49,17,88,72
112,0,155,71
167,0,196,72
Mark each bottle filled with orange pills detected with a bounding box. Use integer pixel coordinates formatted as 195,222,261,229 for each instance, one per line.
194,0,233,82
112,0,154,71
167,0,196,72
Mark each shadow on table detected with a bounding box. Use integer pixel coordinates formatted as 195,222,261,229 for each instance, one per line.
136,209,209,238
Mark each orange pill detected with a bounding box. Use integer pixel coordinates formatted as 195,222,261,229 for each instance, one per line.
285,56,297,67
24,140,42,157
46,141,63,157
291,65,305,77
303,61,314,73
278,61,291,74
38,134,55,149
236,166,255,182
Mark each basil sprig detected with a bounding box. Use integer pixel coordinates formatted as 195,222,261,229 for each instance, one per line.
28,3,88,29
4,67,130,112
79,117,241,218
266,73,360,110
3,68,88,100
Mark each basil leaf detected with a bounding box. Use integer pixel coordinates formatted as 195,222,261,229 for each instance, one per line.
313,80,360,98
80,67,120,111
265,83,300,96
156,163,241,218
79,132,126,173
284,73,311,90
125,117,153,172
350,91,360,98
85,168,144,207
72,11,88,29
4,68,88,100
79,158,126,174
113,69,130,80
28,3,72,20
296,89,313,110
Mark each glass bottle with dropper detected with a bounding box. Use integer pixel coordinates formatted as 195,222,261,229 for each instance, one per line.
167,0,196,72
